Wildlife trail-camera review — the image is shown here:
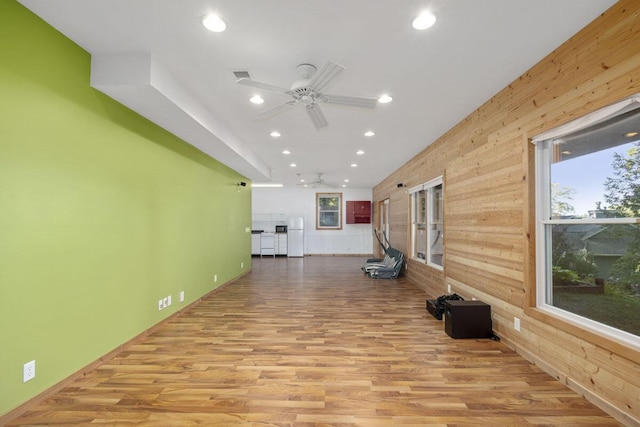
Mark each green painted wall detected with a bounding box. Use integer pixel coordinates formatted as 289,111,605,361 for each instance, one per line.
0,0,252,416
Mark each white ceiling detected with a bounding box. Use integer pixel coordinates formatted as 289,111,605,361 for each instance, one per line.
19,0,616,189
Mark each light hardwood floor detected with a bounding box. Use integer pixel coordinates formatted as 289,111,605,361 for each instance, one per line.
7,256,619,426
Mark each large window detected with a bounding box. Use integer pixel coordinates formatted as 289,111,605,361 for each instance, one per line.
316,192,342,230
533,95,640,346
410,177,443,269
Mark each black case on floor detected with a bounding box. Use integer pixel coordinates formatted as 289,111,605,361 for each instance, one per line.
426,294,464,320
426,299,442,320
444,300,492,338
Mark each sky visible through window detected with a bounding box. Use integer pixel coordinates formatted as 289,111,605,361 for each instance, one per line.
552,141,638,216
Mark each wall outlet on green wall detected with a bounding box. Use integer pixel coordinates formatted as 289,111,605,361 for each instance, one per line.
23,360,35,383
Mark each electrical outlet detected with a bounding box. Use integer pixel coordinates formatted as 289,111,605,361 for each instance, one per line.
214,274,217,282
179,291,185,302
163,297,169,307
167,295,172,306
241,262,244,268
447,284,452,293
514,317,521,332
23,360,35,383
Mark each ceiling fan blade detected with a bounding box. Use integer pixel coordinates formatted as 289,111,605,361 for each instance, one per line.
322,94,378,109
305,103,329,129
254,100,297,121
315,181,338,188
307,61,345,92
236,78,290,93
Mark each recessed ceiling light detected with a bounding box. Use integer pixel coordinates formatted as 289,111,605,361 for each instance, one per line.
625,131,639,138
561,150,572,155
412,11,436,30
282,150,291,155
250,95,264,104
344,179,349,182
202,14,226,32
270,131,281,137
378,94,393,104
342,184,347,188
300,179,305,183
351,163,358,168
289,163,297,168
356,150,365,155
364,131,375,137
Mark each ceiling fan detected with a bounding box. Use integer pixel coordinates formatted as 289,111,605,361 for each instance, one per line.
236,61,378,130
298,173,338,188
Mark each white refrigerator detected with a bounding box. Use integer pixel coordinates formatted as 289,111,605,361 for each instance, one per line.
287,217,304,257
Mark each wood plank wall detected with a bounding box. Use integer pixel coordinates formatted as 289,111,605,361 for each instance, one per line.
372,1,640,424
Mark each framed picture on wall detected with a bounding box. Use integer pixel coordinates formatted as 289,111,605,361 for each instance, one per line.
316,192,342,230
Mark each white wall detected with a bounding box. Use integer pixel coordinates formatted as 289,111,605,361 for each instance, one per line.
252,187,374,255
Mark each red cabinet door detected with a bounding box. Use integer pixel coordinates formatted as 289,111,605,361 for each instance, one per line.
346,201,371,224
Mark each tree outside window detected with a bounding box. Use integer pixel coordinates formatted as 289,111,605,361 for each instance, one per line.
534,97,640,341
316,192,342,230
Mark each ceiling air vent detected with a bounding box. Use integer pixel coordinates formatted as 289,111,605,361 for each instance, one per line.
233,70,251,79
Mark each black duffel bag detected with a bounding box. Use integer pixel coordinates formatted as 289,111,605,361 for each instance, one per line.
426,293,464,320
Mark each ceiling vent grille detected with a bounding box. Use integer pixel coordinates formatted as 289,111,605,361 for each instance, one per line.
233,70,251,79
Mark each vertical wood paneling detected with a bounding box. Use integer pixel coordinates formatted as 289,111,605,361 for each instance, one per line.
373,1,640,424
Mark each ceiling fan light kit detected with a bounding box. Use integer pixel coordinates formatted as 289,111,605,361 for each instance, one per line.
236,61,379,130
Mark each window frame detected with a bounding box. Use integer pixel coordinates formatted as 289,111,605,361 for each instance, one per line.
533,95,640,350
409,176,444,270
379,198,390,250
409,185,426,262
316,192,342,230
427,179,444,268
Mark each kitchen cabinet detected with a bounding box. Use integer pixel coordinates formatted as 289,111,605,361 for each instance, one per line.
251,233,261,255
346,201,371,224
275,233,288,255
253,232,287,257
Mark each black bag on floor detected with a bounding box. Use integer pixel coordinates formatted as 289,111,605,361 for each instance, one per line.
426,293,464,320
